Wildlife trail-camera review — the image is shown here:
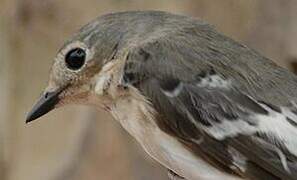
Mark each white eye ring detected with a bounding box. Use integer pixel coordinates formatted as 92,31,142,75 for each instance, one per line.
57,41,95,71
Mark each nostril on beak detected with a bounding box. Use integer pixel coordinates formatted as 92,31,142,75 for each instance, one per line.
44,92,49,99
26,87,67,123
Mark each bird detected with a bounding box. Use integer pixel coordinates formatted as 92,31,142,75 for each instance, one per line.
26,11,297,180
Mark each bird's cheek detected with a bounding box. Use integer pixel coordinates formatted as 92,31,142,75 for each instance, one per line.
54,92,71,108
54,87,78,107
58,86,93,107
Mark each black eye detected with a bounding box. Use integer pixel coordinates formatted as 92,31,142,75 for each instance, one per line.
65,48,86,70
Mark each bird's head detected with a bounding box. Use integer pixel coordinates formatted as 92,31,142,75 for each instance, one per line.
26,15,124,123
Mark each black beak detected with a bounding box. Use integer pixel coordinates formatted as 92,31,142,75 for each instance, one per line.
26,87,65,124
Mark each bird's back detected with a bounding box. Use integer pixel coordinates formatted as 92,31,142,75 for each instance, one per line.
79,10,297,106
75,11,297,179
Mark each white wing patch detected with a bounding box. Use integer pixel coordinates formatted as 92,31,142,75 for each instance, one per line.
205,119,257,140
204,102,297,157
200,102,297,172
256,105,297,156
157,70,297,173
197,74,231,89
161,82,184,97
282,107,297,125
159,73,297,159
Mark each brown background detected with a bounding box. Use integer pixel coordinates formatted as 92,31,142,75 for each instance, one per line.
1,0,297,180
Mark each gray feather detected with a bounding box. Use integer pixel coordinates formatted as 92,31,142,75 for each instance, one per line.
75,11,297,179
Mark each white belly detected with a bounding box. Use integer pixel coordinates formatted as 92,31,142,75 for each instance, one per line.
109,96,244,180
140,129,243,180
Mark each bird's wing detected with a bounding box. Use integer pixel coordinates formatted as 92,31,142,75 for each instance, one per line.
120,34,297,179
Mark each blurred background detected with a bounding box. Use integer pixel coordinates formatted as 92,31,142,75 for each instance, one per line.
1,0,297,180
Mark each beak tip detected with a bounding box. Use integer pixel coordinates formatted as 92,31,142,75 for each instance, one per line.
25,116,33,124
25,87,64,124
25,111,39,124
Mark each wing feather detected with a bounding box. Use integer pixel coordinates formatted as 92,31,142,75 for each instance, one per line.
121,31,297,179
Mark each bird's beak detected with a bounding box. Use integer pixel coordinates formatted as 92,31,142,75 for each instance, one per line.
26,86,66,124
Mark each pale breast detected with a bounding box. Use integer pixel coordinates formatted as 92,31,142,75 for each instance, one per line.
93,60,243,180
109,90,243,180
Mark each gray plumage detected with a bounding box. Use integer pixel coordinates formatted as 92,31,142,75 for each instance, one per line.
27,11,297,180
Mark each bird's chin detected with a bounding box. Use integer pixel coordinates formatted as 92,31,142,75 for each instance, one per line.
56,91,90,107
56,91,107,110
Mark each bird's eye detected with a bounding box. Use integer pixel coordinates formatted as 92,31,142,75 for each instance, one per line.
65,48,86,70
